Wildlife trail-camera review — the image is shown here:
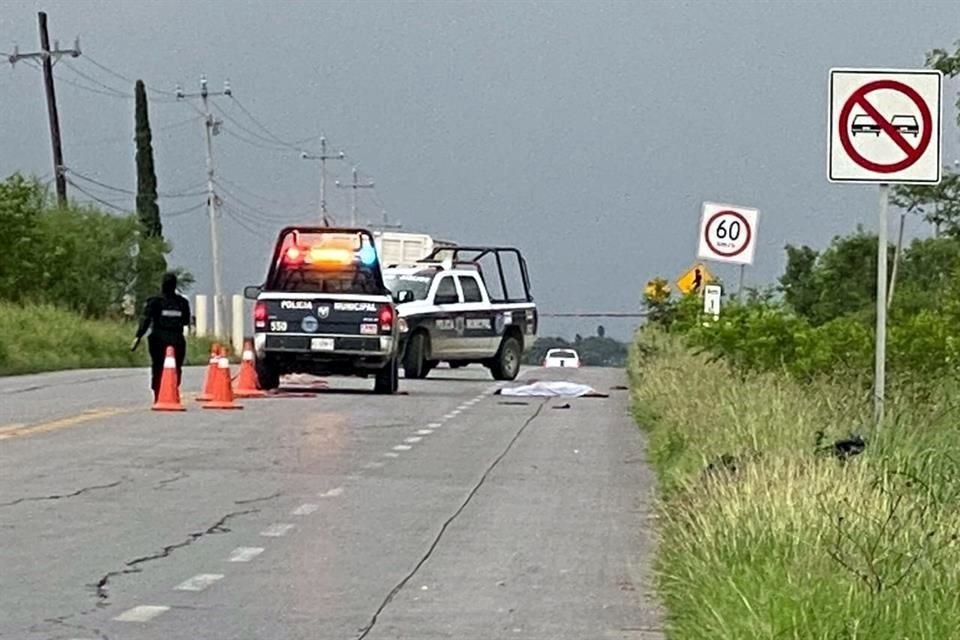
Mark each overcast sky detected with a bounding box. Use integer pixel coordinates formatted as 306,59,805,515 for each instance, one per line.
2,0,958,339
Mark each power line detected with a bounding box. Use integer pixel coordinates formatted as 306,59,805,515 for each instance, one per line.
226,95,320,149
210,102,294,150
80,54,180,101
54,71,131,99
64,168,209,198
66,178,130,213
215,181,301,222
60,60,131,97
163,201,207,218
215,174,308,209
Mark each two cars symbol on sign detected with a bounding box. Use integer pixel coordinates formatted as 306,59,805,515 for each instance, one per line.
828,69,942,184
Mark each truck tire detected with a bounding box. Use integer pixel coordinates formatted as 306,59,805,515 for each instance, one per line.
256,358,281,391
489,336,521,381
403,332,432,379
374,357,399,394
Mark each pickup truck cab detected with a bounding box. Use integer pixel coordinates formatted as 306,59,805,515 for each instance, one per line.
384,246,537,381
244,227,401,394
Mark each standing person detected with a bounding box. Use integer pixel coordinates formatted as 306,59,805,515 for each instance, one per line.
131,272,191,400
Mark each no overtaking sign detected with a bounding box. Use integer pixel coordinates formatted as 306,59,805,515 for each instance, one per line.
828,69,942,184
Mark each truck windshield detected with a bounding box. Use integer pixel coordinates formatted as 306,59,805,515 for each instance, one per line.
383,273,433,301
267,229,386,295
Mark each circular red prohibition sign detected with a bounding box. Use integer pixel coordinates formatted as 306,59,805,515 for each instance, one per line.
704,210,751,258
838,79,933,174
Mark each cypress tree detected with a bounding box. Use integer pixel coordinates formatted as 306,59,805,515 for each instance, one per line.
134,80,161,237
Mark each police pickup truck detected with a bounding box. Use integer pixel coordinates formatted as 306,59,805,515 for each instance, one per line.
383,246,537,381
244,227,401,394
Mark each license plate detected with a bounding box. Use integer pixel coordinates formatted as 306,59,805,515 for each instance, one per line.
310,337,335,351
360,323,379,335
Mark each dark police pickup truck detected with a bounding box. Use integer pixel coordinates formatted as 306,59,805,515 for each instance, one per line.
244,227,401,394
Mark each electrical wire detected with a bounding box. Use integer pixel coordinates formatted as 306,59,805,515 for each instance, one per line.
215,184,301,223
60,61,133,97
214,174,308,209
221,203,276,238
55,71,131,99
66,179,131,213
65,168,209,199
210,103,296,151
163,201,207,218
226,95,321,149
81,54,180,100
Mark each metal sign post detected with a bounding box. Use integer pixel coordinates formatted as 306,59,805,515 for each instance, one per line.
875,184,889,426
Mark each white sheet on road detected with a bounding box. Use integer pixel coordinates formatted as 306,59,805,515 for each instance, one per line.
498,381,598,398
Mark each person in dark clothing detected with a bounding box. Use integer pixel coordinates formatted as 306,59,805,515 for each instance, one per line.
131,273,191,400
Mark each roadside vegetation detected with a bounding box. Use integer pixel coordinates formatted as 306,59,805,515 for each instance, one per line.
631,41,960,639
0,175,208,376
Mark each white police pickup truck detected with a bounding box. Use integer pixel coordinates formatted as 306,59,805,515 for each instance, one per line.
383,246,538,381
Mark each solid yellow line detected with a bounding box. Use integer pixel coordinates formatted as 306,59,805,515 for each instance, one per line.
0,407,132,441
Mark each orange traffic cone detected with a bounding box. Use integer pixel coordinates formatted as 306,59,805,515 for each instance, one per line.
152,346,186,412
196,343,221,402
234,340,265,398
202,355,243,410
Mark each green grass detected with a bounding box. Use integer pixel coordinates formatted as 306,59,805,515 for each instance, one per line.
0,302,220,376
629,332,960,639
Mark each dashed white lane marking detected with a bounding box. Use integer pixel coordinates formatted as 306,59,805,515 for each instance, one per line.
320,487,344,498
364,461,385,469
443,411,460,419
427,422,442,429
383,452,400,458
228,547,265,562
175,573,224,592
404,436,423,443
292,503,319,516
113,605,170,622
260,523,295,537
416,429,434,435
393,444,412,451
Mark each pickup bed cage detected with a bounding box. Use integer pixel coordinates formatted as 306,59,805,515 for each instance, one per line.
420,245,533,304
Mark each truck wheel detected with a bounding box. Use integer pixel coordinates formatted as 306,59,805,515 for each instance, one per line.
403,332,431,379
489,336,521,381
374,357,399,394
256,358,281,391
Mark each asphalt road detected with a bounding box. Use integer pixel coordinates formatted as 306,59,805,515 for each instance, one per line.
0,364,662,640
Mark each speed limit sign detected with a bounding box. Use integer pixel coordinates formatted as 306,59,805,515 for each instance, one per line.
697,202,760,265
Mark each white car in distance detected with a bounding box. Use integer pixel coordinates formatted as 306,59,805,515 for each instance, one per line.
543,348,580,368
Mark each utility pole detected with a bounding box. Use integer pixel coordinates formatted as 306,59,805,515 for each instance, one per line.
177,75,231,337
7,12,81,207
336,167,374,227
300,137,344,225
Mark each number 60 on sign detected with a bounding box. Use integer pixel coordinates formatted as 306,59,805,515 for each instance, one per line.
697,202,760,266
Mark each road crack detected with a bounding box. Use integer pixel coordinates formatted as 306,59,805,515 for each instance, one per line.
234,491,282,505
0,479,125,508
354,401,547,639
91,508,257,604
153,471,189,489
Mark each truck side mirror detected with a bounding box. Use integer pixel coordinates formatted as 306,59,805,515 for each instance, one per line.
396,290,414,304
243,285,262,300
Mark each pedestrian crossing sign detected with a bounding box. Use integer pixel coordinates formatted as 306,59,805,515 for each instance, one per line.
676,263,715,295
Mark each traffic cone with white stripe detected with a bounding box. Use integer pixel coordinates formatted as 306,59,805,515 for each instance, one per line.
152,346,186,412
234,339,265,398
196,343,221,402
202,354,243,410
